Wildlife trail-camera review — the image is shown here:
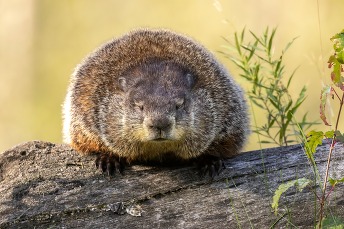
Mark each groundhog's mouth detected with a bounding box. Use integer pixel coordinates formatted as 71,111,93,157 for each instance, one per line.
151,138,168,142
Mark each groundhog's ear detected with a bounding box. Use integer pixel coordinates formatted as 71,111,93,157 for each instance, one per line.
118,77,127,92
186,73,197,89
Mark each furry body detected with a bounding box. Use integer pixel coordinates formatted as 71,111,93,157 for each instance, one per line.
63,29,249,174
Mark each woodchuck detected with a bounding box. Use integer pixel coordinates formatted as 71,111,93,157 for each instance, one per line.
63,29,250,177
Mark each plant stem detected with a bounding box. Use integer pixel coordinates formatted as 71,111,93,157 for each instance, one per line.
335,92,344,131
318,92,344,227
319,137,336,227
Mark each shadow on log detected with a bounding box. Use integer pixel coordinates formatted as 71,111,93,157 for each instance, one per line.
1,141,344,228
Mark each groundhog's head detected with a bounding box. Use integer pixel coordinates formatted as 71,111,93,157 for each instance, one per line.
97,57,217,160
117,60,196,143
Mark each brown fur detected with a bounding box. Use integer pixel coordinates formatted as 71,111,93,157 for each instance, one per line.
63,29,250,170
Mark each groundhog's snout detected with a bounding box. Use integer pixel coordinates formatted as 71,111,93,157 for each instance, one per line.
144,116,174,141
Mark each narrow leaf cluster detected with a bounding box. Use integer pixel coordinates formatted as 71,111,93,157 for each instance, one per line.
223,28,316,147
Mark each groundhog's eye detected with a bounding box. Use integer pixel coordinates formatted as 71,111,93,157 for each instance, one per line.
175,98,185,110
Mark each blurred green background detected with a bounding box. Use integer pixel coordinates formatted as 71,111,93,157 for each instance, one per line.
1,0,343,152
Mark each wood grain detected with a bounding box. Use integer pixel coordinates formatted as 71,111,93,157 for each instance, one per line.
1,141,344,228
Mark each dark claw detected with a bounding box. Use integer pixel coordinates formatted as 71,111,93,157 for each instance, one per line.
107,160,115,176
214,159,225,175
196,155,226,178
209,164,216,178
95,153,126,176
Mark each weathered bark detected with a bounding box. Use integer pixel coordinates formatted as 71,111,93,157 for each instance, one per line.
0,141,344,228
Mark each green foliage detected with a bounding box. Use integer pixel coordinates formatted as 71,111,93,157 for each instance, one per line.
322,30,344,126
324,29,344,129
271,178,312,215
306,130,334,155
223,27,316,147
329,29,344,91
307,29,344,228
328,177,344,186
321,216,344,229
269,29,344,228
225,27,344,227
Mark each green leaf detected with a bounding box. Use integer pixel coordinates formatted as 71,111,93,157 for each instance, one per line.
240,27,246,43
246,40,259,61
230,58,248,74
321,216,344,229
324,130,335,139
267,116,276,129
329,177,344,186
268,95,280,110
267,28,276,56
330,29,344,52
286,66,299,89
249,30,263,46
274,60,282,79
250,97,265,109
259,140,274,144
335,130,344,143
286,87,306,123
329,30,344,91
271,178,311,215
292,86,307,111
306,130,324,154
320,85,333,126
234,32,242,56
284,87,307,131
331,58,343,87
285,110,294,128
283,36,299,54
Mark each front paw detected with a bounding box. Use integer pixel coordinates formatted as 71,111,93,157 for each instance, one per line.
196,155,226,178
95,153,127,176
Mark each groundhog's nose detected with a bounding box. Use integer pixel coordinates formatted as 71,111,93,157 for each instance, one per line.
145,117,172,133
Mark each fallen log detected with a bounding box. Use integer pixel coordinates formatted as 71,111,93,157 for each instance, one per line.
0,141,344,228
